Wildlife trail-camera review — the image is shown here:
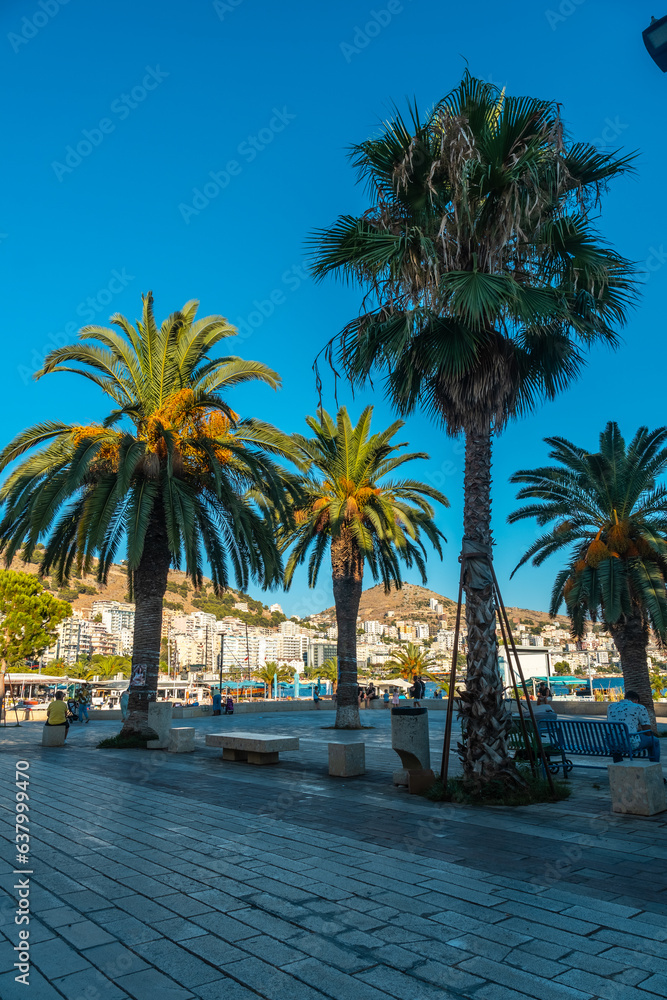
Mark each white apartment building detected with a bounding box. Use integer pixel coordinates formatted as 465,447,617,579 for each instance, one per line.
363,620,382,636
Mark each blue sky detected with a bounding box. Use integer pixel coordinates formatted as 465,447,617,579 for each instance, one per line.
1,0,665,617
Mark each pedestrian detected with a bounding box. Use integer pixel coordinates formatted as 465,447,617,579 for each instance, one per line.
212,689,222,716
392,690,400,708
313,684,320,709
77,684,91,724
224,696,234,715
608,690,661,763
383,689,390,709
45,691,69,740
120,687,129,721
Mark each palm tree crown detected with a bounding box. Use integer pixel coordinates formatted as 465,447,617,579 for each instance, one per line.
284,406,448,590
308,73,637,431
510,422,667,721
384,642,436,680
0,293,292,734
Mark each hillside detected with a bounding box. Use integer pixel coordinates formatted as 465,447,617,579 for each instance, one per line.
5,553,282,625
318,582,570,630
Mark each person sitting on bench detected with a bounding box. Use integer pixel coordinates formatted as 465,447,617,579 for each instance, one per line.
607,690,661,762
45,691,69,739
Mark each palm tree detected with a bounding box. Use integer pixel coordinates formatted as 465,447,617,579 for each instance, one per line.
307,73,636,784
254,661,292,698
88,655,131,679
283,406,448,729
0,293,293,737
384,641,436,681
509,423,667,729
314,656,338,691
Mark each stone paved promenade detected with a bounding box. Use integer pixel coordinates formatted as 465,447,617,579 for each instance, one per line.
1,709,666,999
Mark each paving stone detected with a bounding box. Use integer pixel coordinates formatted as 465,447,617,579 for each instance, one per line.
53,967,131,999
83,940,151,978
638,974,667,994
100,916,164,946
358,964,457,999
225,956,327,1000
369,944,419,970
194,981,265,1000
134,938,224,987
555,968,653,999
58,918,118,949
0,966,65,1000
239,933,308,967
151,917,209,941
31,935,93,979
288,930,370,972
285,957,387,998
445,932,512,962
192,910,261,942
39,905,89,929
457,956,592,1000
116,967,196,999
181,932,247,966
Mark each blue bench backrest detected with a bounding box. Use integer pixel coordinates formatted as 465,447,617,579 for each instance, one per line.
542,719,636,757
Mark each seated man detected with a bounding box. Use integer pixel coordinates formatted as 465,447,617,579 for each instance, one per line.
45,691,69,739
607,690,661,763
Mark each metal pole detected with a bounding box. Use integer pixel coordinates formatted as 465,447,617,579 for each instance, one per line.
490,564,556,797
440,557,465,783
495,591,537,776
245,623,250,701
219,633,224,696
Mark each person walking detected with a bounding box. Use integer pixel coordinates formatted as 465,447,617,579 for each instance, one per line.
313,684,320,709
383,689,390,709
392,690,400,708
120,687,129,721
608,690,661,763
212,689,222,716
77,684,91,724
45,691,69,740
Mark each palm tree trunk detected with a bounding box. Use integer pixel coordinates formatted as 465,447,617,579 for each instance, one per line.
458,425,517,787
608,611,657,730
122,501,171,737
331,533,363,729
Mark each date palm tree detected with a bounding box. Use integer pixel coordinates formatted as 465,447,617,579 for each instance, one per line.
0,293,293,737
384,641,436,681
509,423,667,728
254,661,293,698
308,72,636,785
283,406,448,728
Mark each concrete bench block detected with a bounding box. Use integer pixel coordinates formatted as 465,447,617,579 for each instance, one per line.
206,731,299,765
42,725,66,747
146,702,173,749
247,751,280,765
168,727,195,753
608,761,667,816
328,742,365,777
391,707,430,785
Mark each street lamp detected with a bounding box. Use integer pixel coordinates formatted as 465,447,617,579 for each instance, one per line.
643,15,667,70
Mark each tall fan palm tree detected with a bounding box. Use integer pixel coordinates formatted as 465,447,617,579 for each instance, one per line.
283,406,448,728
0,293,293,737
510,423,667,729
308,72,637,785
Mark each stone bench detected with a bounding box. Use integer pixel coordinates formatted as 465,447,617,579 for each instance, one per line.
42,725,67,747
168,727,195,753
608,760,667,816
205,732,299,765
328,742,365,777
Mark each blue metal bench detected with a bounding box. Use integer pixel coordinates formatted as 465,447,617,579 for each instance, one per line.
541,719,648,774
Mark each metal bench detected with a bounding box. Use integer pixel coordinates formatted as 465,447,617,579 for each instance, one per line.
205,731,299,765
541,719,648,774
